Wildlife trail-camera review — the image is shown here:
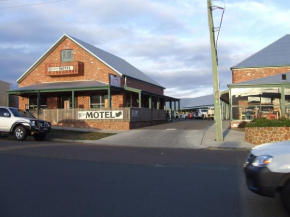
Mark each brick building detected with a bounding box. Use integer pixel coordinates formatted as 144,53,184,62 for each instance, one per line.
8,34,178,130
231,34,290,84
228,34,290,127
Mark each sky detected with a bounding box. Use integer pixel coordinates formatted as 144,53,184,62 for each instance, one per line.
0,0,290,98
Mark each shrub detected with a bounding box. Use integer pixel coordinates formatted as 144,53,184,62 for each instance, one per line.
238,121,247,128
246,118,290,127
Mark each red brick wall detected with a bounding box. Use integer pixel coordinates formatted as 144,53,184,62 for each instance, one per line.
232,66,290,83
19,38,120,87
53,120,167,130
19,96,28,110
127,78,164,95
75,92,90,108
111,91,125,108
55,120,130,130
47,94,58,109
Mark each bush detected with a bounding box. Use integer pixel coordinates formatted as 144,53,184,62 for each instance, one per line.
238,121,247,128
246,118,290,127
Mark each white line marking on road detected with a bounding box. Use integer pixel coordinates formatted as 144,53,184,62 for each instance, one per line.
166,128,176,130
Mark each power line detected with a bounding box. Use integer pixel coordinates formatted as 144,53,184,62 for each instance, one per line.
0,0,67,9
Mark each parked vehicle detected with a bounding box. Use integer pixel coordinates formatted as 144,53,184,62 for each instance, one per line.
207,107,214,120
0,106,51,141
244,141,290,213
180,114,189,119
193,109,208,119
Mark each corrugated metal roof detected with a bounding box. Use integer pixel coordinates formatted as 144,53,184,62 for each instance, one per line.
9,80,108,92
69,35,163,88
180,94,214,109
232,34,290,69
233,71,290,85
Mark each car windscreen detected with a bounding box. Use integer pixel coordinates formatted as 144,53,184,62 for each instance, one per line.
9,108,24,117
18,110,36,118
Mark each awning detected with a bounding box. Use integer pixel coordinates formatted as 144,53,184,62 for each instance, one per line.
8,80,109,93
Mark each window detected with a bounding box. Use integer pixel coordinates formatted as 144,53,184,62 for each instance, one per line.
231,87,281,120
61,50,73,62
0,108,10,117
90,92,108,108
29,95,37,109
29,95,47,109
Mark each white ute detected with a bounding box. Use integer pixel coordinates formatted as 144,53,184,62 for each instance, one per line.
0,106,51,141
244,141,290,213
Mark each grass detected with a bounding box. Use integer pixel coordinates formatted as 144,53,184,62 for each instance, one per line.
47,129,115,140
0,129,115,141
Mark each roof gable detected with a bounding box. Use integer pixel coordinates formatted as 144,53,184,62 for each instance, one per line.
17,34,163,88
232,34,290,69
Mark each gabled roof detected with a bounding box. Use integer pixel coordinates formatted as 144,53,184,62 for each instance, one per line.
230,71,290,85
17,34,164,88
232,34,290,69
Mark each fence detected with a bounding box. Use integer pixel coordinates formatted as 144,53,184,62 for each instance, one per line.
130,107,166,122
29,107,166,123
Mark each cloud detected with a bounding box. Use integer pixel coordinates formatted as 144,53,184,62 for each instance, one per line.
0,0,289,99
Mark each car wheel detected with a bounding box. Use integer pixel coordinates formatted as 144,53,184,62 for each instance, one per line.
13,125,27,141
33,133,46,141
185,116,188,119
281,180,290,213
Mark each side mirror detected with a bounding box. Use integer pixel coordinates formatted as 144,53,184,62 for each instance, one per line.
4,112,10,117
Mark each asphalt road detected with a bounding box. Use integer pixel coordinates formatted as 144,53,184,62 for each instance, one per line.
0,139,288,217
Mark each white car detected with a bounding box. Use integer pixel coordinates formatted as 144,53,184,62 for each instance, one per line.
193,109,208,119
244,141,290,213
0,106,51,141
180,114,189,119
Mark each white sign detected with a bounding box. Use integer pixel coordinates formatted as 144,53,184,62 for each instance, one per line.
48,66,74,72
132,110,139,117
110,75,121,87
78,110,123,120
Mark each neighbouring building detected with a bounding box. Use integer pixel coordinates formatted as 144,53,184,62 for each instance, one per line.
179,93,230,120
0,80,12,106
228,34,290,128
8,34,179,130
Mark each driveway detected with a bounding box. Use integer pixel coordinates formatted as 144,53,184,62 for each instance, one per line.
93,119,214,149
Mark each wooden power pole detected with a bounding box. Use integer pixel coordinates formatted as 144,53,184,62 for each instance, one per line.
207,0,223,141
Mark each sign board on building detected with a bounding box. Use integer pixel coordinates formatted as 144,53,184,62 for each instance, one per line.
48,66,74,72
132,110,139,117
78,110,123,120
110,75,121,87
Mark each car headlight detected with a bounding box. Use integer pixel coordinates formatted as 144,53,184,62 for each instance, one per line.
31,121,36,126
251,155,273,167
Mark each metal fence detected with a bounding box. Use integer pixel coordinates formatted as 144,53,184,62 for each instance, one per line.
29,107,166,123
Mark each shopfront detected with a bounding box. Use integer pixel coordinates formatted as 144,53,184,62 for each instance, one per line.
229,81,290,128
